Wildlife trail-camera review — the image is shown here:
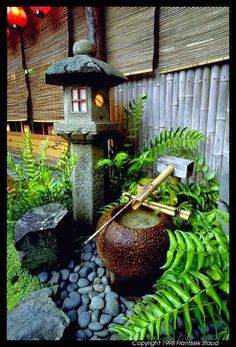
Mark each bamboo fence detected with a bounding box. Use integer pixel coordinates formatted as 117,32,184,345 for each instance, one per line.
110,63,229,182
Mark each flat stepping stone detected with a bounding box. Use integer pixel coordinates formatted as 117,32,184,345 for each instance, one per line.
78,311,91,329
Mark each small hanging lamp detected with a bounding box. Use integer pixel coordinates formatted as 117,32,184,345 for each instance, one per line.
29,7,51,18
7,7,28,30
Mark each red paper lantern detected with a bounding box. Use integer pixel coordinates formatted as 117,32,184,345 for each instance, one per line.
7,7,28,29
30,7,51,17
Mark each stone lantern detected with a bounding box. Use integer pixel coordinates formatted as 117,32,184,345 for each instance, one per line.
45,40,127,230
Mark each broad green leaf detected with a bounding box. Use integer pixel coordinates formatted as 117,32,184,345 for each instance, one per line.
169,250,185,270
183,303,192,338
219,281,229,294
206,269,221,281
189,233,205,270
169,283,190,302
147,301,164,317
164,314,170,336
221,300,229,321
159,289,182,308
193,293,205,319
150,294,173,313
205,303,216,328
148,321,154,340
155,318,162,339
140,327,147,340
193,306,206,334
190,271,211,288
205,287,222,311
181,273,201,294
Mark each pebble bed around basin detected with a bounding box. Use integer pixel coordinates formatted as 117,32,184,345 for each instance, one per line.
37,240,224,341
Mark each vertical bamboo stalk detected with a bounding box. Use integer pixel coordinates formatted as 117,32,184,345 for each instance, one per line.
166,73,174,129
113,86,119,122
212,64,229,179
221,95,229,176
137,80,143,150
118,85,123,122
172,72,179,129
153,70,160,136
141,78,148,146
204,65,220,171
159,74,166,132
198,67,210,175
132,81,141,149
184,69,194,128
122,82,128,116
147,77,154,176
192,68,203,130
178,70,186,128
109,88,115,121
147,77,154,141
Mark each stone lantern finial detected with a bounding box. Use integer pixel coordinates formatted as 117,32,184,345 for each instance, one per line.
73,39,96,56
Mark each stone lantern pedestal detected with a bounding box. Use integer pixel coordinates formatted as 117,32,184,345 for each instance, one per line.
45,40,127,230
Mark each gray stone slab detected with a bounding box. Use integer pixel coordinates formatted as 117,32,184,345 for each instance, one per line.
7,290,70,340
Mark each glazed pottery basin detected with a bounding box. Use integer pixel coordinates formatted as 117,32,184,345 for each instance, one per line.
96,204,173,278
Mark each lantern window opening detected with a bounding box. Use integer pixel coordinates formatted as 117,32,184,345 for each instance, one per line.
94,93,104,108
71,87,87,113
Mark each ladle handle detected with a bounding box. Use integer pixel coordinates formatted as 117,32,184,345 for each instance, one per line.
131,165,175,210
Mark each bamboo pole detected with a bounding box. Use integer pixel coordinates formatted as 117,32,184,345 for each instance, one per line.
141,78,148,146
212,64,229,179
132,164,175,209
178,70,186,128
113,86,119,122
123,192,191,220
147,77,154,177
172,72,179,129
197,66,210,181
118,85,123,122
166,73,174,128
191,68,203,130
159,74,166,132
147,77,154,142
109,88,115,122
205,64,220,171
184,69,194,128
152,70,160,136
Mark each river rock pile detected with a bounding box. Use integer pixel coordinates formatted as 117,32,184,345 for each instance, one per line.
37,240,225,341
37,240,135,340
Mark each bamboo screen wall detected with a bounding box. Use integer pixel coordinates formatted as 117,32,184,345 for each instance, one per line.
7,29,27,121
105,7,155,75
109,63,229,182
158,7,229,73
7,7,74,123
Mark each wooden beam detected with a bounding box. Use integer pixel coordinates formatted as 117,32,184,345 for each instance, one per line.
85,7,96,46
85,7,106,61
152,6,160,72
67,7,74,57
19,30,33,133
94,7,106,61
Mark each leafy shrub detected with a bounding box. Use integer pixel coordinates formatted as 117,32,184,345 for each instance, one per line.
7,131,78,310
7,130,78,221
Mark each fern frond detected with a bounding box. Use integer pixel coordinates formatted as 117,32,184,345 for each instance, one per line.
20,130,37,180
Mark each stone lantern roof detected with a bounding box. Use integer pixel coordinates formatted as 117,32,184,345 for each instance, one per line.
45,39,128,88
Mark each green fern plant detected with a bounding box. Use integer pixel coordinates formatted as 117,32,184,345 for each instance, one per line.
111,209,229,340
7,130,78,221
122,95,147,148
